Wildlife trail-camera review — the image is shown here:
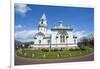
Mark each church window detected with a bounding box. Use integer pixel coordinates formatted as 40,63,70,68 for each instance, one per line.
60,35,62,43
41,19,44,24
63,35,65,42
74,39,76,44
47,40,50,44
56,36,58,39
73,36,77,44
39,40,41,44
60,35,65,43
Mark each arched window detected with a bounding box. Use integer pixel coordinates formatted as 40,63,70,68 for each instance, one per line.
74,39,76,44
57,31,68,43
60,35,62,43
47,40,50,44
60,35,65,43
63,35,65,43
41,19,44,24
39,40,41,44
73,36,77,44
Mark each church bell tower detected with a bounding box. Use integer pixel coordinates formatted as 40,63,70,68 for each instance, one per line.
38,13,47,33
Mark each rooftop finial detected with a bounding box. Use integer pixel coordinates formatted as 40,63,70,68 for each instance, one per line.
60,23,63,27
59,21,63,27
58,21,63,24
41,13,46,20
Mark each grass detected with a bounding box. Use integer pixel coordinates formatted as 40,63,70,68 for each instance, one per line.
16,47,93,59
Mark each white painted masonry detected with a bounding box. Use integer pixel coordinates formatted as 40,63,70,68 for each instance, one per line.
31,13,78,48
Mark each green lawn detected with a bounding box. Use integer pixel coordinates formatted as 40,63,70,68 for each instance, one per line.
16,47,93,59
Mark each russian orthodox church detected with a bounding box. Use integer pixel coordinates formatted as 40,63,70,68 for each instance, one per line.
31,13,78,49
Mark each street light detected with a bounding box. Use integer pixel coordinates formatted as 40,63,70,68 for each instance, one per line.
22,44,25,50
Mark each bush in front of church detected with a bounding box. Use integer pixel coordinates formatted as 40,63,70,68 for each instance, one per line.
41,48,49,52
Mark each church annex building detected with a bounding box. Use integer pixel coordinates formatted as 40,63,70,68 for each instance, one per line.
31,13,78,49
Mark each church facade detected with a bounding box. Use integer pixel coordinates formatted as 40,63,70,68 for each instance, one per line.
31,13,78,49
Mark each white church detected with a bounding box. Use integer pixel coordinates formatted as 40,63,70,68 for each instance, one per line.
31,13,78,49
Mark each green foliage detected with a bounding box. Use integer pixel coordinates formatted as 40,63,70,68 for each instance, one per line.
16,47,93,59
41,48,62,52
69,48,80,51
59,48,63,51
41,48,49,52
53,48,59,52
78,34,94,48
79,46,86,50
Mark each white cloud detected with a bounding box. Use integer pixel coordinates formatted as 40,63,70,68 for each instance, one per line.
15,29,91,42
15,4,31,16
47,29,52,34
73,31,90,42
15,24,23,29
15,29,38,42
15,29,52,42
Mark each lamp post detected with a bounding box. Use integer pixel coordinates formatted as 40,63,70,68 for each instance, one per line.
22,44,25,50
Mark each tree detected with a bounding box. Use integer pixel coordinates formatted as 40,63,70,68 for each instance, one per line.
78,33,94,48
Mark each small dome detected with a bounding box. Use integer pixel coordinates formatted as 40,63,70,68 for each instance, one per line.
51,21,73,31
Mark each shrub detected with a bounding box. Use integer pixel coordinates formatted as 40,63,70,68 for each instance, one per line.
50,49,54,51
41,48,49,52
79,46,86,51
69,48,74,51
69,48,80,51
59,48,63,51
53,48,59,52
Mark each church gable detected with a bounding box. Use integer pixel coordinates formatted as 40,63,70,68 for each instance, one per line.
32,13,77,48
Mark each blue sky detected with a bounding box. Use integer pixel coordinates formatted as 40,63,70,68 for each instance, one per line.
15,3,94,42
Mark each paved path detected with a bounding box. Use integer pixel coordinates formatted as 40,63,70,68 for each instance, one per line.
15,53,94,65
